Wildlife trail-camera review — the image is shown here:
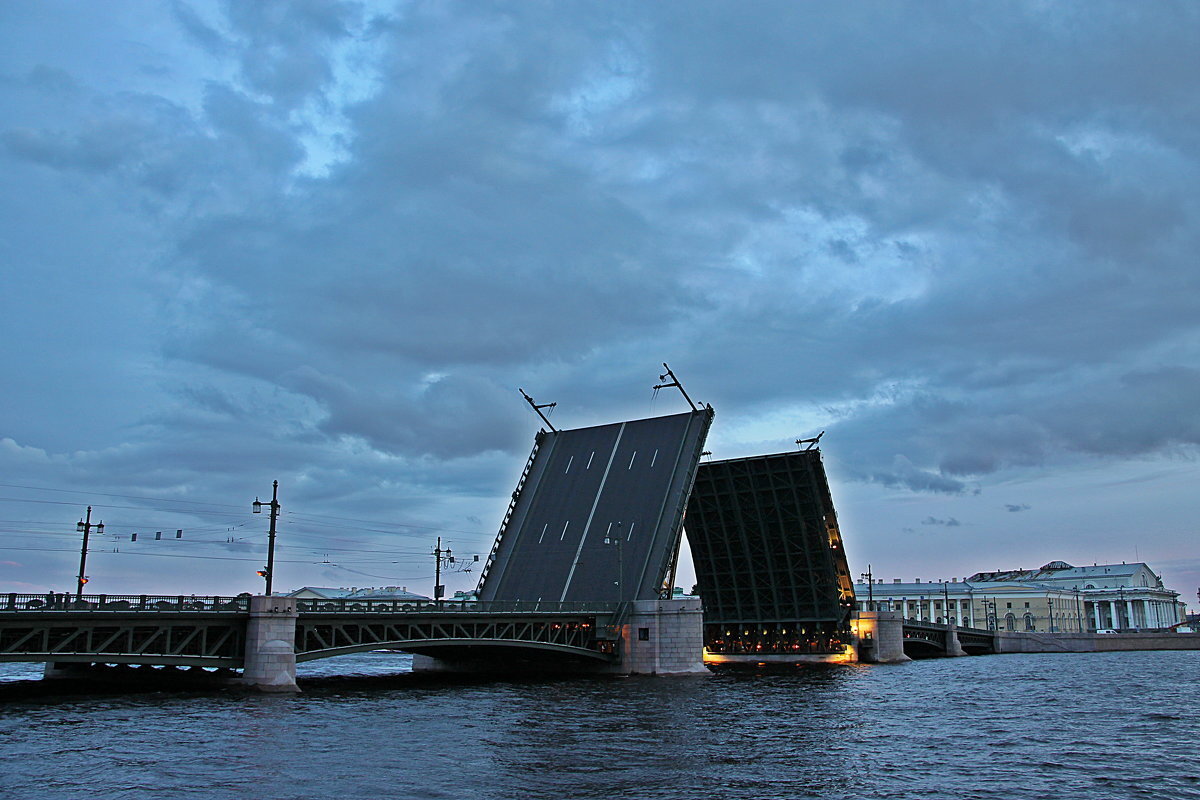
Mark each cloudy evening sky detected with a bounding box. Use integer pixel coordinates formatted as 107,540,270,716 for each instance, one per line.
1,1,1197,604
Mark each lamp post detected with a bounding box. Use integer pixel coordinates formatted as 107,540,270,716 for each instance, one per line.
943,582,952,626
860,565,874,611
75,506,104,600
431,536,452,604
252,480,280,597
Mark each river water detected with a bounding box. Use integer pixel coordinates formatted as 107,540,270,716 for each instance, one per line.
1,650,1197,800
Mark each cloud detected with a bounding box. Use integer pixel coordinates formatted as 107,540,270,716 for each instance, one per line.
1,2,1199,595
920,516,962,527
1005,504,1032,513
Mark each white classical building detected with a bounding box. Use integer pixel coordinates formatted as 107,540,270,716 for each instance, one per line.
853,560,1185,633
968,561,1184,632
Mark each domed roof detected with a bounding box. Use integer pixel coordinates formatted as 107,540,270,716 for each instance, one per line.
1040,560,1073,571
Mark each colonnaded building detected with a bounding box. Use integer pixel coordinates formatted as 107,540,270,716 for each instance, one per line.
852,560,1185,633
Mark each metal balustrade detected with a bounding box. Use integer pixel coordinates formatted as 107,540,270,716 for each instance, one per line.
2,593,251,613
293,598,623,615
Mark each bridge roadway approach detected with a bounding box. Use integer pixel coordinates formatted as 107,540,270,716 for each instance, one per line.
0,593,707,691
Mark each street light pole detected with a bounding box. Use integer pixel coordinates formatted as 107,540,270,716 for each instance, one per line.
431,536,452,604
252,480,280,596
75,506,104,600
860,564,874,611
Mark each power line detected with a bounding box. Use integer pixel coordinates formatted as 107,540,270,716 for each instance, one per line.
0,496,259,515
0,483,245,510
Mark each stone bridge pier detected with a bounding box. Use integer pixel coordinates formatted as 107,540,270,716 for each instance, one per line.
855,611,910,663
238,595,299,692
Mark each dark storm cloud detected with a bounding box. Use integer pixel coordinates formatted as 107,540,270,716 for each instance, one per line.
2,1,1199,593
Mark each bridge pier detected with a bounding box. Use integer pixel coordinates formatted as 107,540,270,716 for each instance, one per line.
237,596,299,692
609,598,707,675
944,623,967,657
43,661,95,680
854,611,911,663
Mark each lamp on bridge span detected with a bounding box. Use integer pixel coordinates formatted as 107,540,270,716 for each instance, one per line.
252,480,280,597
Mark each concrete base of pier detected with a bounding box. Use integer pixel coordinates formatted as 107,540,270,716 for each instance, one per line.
236,595,300,692
944,623,968,657
854,611,911,663
610,598,708,675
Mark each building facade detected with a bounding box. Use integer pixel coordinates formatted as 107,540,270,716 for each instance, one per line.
853,560,1184,633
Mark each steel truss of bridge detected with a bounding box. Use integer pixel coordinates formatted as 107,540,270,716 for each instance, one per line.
297,612,615,663
0,595,622,669
902,620,997,654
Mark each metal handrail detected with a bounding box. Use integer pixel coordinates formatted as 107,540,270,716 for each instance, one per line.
293,598,622,615
1,593,251,612
2,593,625,617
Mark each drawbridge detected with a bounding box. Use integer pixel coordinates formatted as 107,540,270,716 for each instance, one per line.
477,408,714,604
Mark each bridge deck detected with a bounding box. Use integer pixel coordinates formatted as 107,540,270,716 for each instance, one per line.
0,597,623,667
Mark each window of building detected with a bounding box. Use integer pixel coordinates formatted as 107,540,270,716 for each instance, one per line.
1006,602,1012,609
1024,614,1035,631
638,627,650,641
1024,602,1030,608
1005,613,1016,631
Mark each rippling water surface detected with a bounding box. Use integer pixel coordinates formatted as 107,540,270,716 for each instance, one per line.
1,651,1197,800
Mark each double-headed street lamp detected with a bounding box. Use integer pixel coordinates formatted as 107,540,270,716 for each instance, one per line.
76,506,104,600
860,565,875,611
252,480,280,596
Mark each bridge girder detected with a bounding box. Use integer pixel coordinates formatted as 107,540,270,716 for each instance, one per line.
296,638,613,663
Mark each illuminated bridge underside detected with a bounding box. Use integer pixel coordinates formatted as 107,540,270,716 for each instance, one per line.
295,613,615,663
478,409,713,604
686,449,856,656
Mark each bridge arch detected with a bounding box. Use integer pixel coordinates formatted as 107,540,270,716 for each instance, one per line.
295,638,614,664
901,638,944,658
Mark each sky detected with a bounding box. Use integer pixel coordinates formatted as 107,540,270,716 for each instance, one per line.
1,1,1197,606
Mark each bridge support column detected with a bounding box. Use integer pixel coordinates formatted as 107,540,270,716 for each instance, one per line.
854,611,910,663
43,662,95,680
612,598,707,675
238,595,299,692
944,623,967,657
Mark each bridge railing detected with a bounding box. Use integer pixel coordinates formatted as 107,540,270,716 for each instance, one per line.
294,598,622,615
2,593,251,613
3,594,626,616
